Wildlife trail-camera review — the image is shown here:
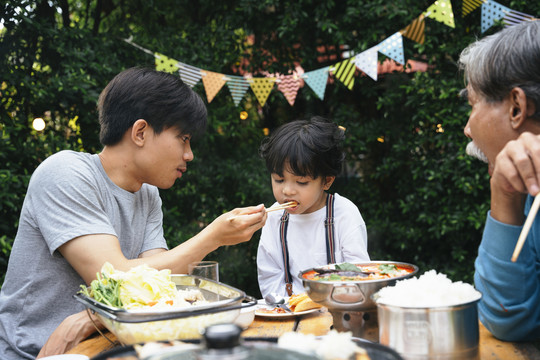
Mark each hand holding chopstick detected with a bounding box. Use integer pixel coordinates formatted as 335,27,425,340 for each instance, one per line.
228,201,298,221
511,195,540,262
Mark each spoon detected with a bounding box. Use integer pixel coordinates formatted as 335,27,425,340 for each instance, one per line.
264,293,292,312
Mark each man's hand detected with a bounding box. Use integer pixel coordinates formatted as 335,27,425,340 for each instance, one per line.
37,310,102,358
490,132,540,225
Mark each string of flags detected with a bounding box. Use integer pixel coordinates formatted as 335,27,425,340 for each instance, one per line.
124,0,537,108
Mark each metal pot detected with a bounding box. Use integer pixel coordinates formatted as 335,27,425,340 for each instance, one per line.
299,261,419,312
299,261,418,342
376,298,481,360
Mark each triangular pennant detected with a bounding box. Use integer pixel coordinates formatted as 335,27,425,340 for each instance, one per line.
378,32,405,65
481,0,511,33
178,62,202,87
332,59,356,90
226,75,250,107
425,0,455,28
503,10,536,27
462,0,485,17
154,53,179,74
352,47,379,81
400,14,425,44
250,77,275,106
303,67,329,100
201,71,226,103
277,75,301,106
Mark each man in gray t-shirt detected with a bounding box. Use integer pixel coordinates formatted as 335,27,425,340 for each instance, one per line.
0,67,267,359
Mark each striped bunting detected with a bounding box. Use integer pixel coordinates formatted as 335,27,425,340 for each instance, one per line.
178,62,201,88
226,75,250,106
332,59,356,90
503,9,536,27
401,14,425,44
277,75,301,106
462,0,485,17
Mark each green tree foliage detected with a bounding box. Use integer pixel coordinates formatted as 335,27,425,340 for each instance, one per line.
1,1,538,297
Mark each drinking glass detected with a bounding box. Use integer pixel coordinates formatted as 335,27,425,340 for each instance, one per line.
188,260,219,282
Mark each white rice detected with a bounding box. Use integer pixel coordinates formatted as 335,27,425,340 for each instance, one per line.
374,270,481,307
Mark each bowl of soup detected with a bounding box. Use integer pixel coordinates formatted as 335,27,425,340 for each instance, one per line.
300,261,418,312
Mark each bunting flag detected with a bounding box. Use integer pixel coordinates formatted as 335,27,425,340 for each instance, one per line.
481,0,511,33
425,0,455,28
201,71,226,103
140,1,536,108
155,53,179,73
503,9,536,27
250,77,275,106
462,0,486,17
332,59,356,90
178,62,202,87
352,47,379,81
378,32,405,65
303,67,329,100
226,75,250,106
277,75,301,106
400,14,425,44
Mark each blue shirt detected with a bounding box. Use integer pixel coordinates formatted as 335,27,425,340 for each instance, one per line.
475,196,540,341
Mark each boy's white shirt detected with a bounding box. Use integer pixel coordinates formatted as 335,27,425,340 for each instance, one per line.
257,193,369,298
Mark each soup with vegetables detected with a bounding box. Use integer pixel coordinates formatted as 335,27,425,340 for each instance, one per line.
302,262,414,282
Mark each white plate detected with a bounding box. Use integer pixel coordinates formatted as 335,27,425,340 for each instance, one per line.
254,299,322,318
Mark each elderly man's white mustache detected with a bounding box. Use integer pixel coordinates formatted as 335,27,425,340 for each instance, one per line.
466,142,488,163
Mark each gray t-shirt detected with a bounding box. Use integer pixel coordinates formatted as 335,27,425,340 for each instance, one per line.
0,150,167,359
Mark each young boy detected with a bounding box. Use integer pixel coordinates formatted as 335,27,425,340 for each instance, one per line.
257,117,369,298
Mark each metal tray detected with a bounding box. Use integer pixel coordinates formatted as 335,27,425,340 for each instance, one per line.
74,275,255,344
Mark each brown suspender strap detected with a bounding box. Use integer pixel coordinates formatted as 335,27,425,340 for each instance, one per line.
324,193,336,264
279,211,293,296
279,193,336,296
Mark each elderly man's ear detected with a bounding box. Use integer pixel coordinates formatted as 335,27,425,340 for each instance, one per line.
509,87,537,129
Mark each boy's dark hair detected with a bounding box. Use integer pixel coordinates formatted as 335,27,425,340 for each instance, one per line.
98,67,207,146
259,116,346,178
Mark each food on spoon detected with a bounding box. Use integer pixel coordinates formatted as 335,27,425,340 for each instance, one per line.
288,293,323,312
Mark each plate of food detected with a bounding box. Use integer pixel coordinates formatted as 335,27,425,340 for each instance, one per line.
255,293,324,318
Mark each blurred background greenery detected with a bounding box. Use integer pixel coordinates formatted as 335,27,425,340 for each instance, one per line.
2,0,538,298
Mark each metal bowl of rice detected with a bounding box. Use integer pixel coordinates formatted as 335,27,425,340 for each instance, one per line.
373,270,482,360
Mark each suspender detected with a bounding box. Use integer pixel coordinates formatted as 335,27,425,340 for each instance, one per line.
279,193,335,296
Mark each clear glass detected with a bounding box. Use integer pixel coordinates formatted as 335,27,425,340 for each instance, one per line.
188,260,219,282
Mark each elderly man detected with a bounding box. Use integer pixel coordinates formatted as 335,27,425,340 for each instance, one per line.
459,20,540,341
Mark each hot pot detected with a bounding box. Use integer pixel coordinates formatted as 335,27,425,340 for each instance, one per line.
300,261,419,342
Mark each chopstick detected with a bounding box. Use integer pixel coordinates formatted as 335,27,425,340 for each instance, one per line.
228,201,298,221
265,201,298,212
511,194,540,262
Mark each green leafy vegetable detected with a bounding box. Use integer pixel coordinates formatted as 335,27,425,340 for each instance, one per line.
335,262,363,272
378,264,399,276
79,271,123,308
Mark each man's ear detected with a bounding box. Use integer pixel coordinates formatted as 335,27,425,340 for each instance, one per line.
131,119,148,146
323,176,336,190
509,87,536,129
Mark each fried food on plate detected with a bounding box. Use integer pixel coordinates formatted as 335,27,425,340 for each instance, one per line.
288,293,323,312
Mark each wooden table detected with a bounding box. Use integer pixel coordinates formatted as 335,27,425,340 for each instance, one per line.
68,308,540,359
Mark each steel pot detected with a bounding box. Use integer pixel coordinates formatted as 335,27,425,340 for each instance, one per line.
376,297,482,360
